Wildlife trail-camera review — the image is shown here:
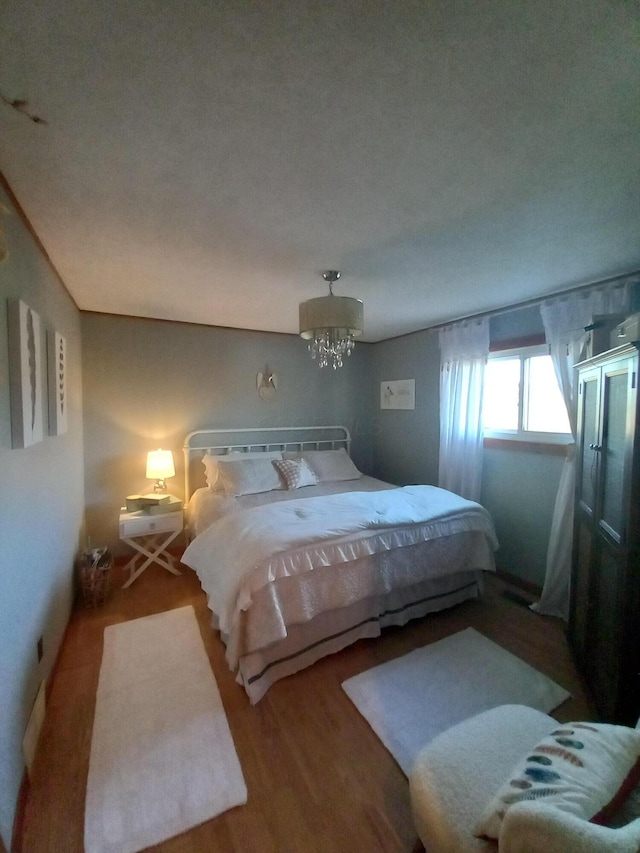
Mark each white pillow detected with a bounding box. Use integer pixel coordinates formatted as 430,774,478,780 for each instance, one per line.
475,721,640,840
216,457,284,497
301,448,361,482
274,458,319,490
202,453,220,489
202,450,282,490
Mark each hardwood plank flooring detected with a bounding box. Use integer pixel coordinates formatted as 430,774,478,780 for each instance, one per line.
20,564,593,853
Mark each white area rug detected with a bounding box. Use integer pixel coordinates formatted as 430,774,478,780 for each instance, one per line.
342,627,570,775
84,606,247,853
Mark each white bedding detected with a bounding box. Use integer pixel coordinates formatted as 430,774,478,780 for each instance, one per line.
186,475,395,537
181,429,498,702
181,485,498,642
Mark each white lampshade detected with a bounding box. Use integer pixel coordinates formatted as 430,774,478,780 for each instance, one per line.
146,449,175,481
299,295,364,341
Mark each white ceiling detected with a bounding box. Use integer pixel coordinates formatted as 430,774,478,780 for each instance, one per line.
1,1,639,342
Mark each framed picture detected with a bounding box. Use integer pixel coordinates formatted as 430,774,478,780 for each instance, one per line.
7,298,44,447
47,329,68,435
380,379,415,410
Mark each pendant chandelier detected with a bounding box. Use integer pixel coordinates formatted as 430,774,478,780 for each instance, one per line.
299,271,364,369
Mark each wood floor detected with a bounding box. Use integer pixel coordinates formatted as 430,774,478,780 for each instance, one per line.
20,562,594,853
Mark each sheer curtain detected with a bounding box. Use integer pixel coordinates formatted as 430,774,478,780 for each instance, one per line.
532,279,632,619
438,318,490,501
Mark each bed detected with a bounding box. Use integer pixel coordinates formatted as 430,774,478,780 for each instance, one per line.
181,425,498,703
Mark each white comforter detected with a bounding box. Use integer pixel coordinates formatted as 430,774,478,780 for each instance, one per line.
181,485,497,637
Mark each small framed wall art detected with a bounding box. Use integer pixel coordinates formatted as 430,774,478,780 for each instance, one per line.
47,329,68,435
7,298,44,447
380,379,415,410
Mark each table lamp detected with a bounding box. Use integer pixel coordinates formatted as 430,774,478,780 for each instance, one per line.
146,449,175,493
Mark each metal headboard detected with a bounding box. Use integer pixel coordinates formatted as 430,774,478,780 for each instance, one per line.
182,425,352,501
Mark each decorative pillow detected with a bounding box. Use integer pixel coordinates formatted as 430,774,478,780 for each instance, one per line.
274,458,319,490
215,457,283,497
474,722,640,840
299,448,362,482
202,450,282,490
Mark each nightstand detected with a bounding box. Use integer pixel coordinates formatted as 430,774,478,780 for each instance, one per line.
118,508,183,588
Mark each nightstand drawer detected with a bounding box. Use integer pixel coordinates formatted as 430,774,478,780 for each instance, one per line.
119,512,183,538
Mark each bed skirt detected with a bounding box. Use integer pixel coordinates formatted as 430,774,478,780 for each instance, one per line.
236,570,483,703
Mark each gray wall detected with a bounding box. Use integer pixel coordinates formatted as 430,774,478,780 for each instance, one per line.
81,313,375,551
372,306,565,589
0,181,84,848
481,448,562,587
370,328,440,486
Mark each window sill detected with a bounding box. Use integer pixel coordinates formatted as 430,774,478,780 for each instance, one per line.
484,437,572,456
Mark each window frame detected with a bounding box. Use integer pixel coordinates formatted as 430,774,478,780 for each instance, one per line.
483,344,573,446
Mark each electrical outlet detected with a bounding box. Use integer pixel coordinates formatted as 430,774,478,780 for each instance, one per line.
37,636,43,663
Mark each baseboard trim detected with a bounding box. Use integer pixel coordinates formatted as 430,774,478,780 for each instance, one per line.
10,773,29,853
495,570,542,600
11,592,75,852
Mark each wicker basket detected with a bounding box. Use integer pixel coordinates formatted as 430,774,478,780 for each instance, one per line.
79,547,113,608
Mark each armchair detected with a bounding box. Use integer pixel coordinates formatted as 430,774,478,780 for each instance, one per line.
409,704,640,853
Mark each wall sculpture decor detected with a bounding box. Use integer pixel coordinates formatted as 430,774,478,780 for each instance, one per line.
47,329,68,435
256,365,278,401
8,298,44,447
0,201,10,263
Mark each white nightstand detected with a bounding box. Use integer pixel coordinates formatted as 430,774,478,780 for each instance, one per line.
118,508,183,588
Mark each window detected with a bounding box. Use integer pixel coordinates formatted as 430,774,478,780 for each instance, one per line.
483,345,572,443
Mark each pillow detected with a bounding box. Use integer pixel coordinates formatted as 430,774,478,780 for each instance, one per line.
474,722,640,840
299,448,362,482
274,458,319,490
202,450,282,490
215,457,283,497
202,453,221,489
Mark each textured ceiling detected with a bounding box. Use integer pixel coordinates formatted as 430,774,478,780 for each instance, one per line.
1,0,639,341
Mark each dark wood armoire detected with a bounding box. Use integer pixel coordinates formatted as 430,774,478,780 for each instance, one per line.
570,342,640,725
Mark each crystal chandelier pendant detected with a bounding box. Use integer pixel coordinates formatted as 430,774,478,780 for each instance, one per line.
308,332,355,369
299,271,363,370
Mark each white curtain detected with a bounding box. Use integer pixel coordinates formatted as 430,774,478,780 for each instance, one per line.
438,318,490,501
532,279,632,619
